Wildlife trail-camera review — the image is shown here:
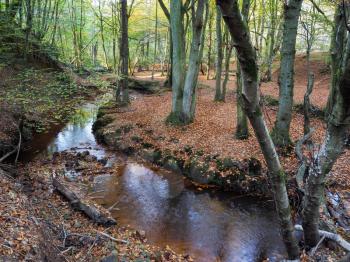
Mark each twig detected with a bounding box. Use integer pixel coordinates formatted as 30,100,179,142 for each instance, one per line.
60,246,73,255
107,201,120,211
88,190,106,196
95,230,128,244
310,235,326,256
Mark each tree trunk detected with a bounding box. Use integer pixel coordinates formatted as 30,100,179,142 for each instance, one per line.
206,10,213,80
167,0,186,123
217,0,300,259
214,7,223,101
152,1,158,80
236,61,249,139
222,28,232,101
325,5,347,117
272,0,303,148
98,1,109,69
182,0,208,123
116,0,129,105
235,0,250,139
302,5,350,247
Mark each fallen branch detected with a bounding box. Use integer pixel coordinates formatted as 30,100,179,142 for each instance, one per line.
295,225,350,251
95,230,128,244
53,178,116,226
0,146,18,163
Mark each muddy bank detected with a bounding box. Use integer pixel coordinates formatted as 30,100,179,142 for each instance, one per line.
93,103,270,196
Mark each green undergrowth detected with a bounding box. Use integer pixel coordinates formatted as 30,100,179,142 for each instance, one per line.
0,66,91,134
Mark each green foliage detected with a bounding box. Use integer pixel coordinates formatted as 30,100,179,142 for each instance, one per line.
0,67,88,133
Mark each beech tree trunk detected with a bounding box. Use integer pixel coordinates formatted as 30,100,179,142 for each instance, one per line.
217,0,300,259
116,0,130,105
158,0,172,88
326,5,347,117
235,0,250,139
206,9,213,80
182,0,208,122
167,0,186,123
302,4,350,247
272,0,303,147
222,28,232,101
214,7,223,101
168,0,207,125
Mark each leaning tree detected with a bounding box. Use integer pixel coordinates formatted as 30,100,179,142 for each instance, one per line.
218,0,350,259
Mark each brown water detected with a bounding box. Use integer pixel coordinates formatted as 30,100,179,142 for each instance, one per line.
94,163,286,262
24,97,287,262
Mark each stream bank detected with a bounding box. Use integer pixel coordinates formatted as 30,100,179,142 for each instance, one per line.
93,102,270,196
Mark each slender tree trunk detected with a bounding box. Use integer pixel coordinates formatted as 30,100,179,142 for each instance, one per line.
157,0,172,87
25,0,33,59
51,0,60,46
116,0,129,105
235,0,250,139
206,10,213,80
272,0,303,148
326,5,346,117
152,1,158,80
236,61,249,139
217,0,300,259
98,1,109,69
222,28,232,101
214,7,223,101
182,0,207,123
167,0,186,123
302,4,350,248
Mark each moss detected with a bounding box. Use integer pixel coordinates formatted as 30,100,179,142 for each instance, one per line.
271,126,293,148
92,115,113,133
131,135,143,143
262,95,279,106
235,130,249,140
165,112,185,126
141,142,154,149
184,145,193,154
121,124,133,133
195,149,204,156
165,112,193,126
293,103,325,119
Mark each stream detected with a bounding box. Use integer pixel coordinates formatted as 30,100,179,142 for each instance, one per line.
23,97,287,262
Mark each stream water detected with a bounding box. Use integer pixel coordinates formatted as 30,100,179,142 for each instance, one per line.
24,97,287,261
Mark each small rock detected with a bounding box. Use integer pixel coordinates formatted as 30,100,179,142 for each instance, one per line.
98,158,108,166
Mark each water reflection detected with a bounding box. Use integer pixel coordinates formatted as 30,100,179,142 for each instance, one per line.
22,95,111,161
97,163,286,262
